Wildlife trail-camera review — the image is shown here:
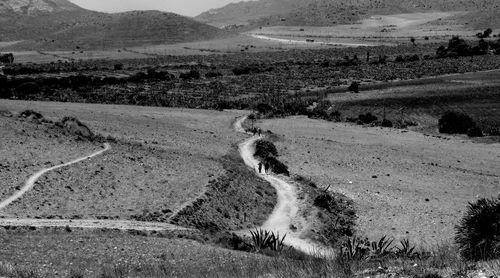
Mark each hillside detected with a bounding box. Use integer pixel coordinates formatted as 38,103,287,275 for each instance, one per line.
0,0,228,50
0,0,81,14
196,0,500,28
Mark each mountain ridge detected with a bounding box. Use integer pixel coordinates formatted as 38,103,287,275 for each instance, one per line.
196,0,500,28
0,0,228,50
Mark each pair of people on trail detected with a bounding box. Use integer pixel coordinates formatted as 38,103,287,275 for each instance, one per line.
251,127,262,137
258,162,270,174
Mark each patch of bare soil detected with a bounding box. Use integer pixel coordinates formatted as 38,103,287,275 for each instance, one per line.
0,113,99,206
259,116,500,247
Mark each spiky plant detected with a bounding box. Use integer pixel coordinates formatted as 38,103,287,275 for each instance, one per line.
370,236,394,257
396,239,417,258
250,229,287,252
339,236,369,261
455,197,500,261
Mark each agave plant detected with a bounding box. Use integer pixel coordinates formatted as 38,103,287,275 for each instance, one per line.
396,239,417,258
370,236,394,257
250,229,287,252
339,236,370,261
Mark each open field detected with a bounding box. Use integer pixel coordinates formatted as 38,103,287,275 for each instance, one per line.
249,12,481,46
2,35,336,63
0,101,270,225
258,116,500,247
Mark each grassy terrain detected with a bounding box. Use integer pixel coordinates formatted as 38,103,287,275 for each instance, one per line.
1,227,499,277
258,116,500,247
0,228,267,277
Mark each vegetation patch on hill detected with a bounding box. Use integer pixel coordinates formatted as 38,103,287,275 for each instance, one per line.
170,148,276,232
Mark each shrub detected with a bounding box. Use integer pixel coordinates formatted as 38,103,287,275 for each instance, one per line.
358,113,378,124
455,197,500,261
113,63,123,70
438,111,476,134
19,110,43,120
348,81,359,93
14,82,40,98
254,140,278,159
179,70,200,80
205,71,222,78
265,156,289,176
214,232,252,252
381,119,393,127
467,127,484,137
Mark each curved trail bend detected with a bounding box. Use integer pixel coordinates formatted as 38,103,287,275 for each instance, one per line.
0,143,111,211
235,116,333,256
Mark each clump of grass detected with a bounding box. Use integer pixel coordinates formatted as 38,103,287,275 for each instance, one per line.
455,196,500,261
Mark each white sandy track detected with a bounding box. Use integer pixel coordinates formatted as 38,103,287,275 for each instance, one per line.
249,34,376,47
234,116,333,256
0,143,111,211
0,218,190,231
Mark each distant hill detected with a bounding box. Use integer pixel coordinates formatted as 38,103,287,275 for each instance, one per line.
0,0,228,50
196,0,500,29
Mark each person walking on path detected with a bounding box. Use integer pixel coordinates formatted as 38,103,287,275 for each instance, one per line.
257,128,262,137
264,162,270,174
258,162,263,174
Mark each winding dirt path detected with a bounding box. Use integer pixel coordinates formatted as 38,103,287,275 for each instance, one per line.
234,116,333,256
0,143,111,210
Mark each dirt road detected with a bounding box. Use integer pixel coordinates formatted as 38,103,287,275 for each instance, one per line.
0,143,111,211
234,116,332,256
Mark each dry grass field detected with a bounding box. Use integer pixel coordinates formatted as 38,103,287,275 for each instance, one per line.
0,101,251,221
258,116,500,247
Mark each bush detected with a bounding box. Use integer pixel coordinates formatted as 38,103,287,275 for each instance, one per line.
265,156,289,176
455,197,500,261
438,111,476,134
19,110,43,120
467,127,484,137
358,113,378,124
205,71,222,78
381,119,393,127
179,70,200,80
348,81,359,93
254,140,278,159
113,63,123,70
14,82,40,98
